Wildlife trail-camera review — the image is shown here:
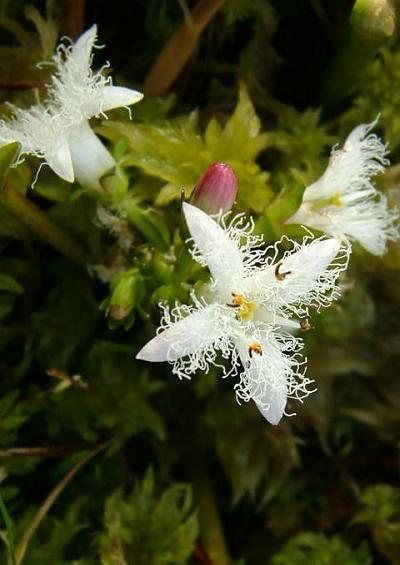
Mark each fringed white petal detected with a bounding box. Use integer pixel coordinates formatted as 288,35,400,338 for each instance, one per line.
100,86,144,112
50,25,143,123
70,24,97,72
136,304,220,362
234,332,312,425
183,203,245,292
68,121,115,188
137,301,237,379
289,197,398,256
303,196,398,256
251,236,350,316
303,120,388,202
44,138,74,182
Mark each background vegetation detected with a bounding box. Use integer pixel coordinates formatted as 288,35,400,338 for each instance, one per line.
0,0,400,563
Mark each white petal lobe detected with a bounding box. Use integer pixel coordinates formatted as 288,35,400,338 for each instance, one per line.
45,139,74,182
68,121,115,188
136,304,232,363
183,203,244,291
71,24,97,70
100,86,144,112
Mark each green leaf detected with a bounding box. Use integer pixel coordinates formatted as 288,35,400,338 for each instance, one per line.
205,393,299,504
271,533,372,565
208,81,268,162
0,492,16,565
99,468,198,565
0,273,23,294
354,484,400,562
0,142,20,192
266,183,305,225
100,84,272,212
24,5,58,58
122,199,171,249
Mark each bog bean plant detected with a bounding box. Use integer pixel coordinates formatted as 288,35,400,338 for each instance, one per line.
0,1,400,563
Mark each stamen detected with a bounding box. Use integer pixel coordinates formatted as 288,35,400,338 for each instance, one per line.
226,292,256,321
248,341,263,357
300,318,313,332
275,262,292,281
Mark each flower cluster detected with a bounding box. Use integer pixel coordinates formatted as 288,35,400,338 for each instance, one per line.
137,203,351,425
288,121,398,255
0,25,142,188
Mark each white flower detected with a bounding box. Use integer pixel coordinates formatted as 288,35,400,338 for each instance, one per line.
287,121,399,255
0,25,143,188
137,203,351,425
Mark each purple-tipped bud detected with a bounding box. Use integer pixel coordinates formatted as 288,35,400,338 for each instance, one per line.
190,162,238,214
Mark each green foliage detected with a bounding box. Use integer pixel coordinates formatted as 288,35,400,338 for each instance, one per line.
101,84,271,212
206,393,299,504
21,497,91,565
0,493,16,565
342,47,400,150
99,468,198,565
355,484,400,561
0,272,23,320
265,107,334,189
0,392,29,446
271,533,371,565
31,270,98,369
0,142,20,190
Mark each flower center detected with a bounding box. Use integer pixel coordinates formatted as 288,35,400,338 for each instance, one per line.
312,192,343,210
227,292,256,321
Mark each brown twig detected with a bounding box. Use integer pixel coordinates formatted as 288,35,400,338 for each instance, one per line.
47,368,89,390
144,0,226,97
63,0,85,39
0,446,81,459
14,442,107,565
0,81,44,91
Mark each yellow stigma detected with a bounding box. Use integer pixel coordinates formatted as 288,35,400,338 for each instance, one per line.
312,191,343,210
331,192,343,208
229,292,256,321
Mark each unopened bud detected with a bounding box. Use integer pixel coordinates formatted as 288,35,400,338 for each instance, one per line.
109,268,145,320
190,162,238,214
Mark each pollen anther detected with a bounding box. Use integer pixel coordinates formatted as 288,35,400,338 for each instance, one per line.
248,341,263,357
275,262,292,281
300,318,313,332
227,292,256,320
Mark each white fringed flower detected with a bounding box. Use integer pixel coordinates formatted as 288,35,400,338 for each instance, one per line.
0,25,143,187
137,203,351,425
288,121,399,255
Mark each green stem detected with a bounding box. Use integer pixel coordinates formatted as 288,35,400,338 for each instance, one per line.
197,474,231,565
0,185,90,264
318,0,395,109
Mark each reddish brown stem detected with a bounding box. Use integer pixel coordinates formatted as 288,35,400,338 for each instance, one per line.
64,0,85,39
0,446,82,459
144,0,226,96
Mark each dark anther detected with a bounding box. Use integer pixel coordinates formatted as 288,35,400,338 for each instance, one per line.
275,262,292,281
300,318,313,332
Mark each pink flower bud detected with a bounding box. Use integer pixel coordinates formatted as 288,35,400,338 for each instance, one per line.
190,162,238,214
